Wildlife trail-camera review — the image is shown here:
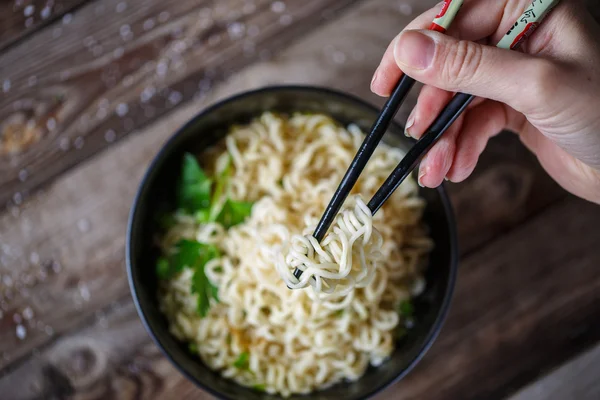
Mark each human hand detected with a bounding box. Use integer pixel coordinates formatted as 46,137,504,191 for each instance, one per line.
371,0,600,204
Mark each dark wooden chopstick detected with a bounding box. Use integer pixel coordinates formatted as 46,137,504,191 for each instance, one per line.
291,0,561,284
291,0,465,282
312,75,417,242
367,0,562,214
367,92,473,214
292,76,416,281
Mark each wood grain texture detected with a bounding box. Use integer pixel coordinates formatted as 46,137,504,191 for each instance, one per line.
508,343,600,400
376,197,600,400
1,197,598,400
0,0,360,205
0,0,88,51
0,0,438,370
0,0,571,376
1,0,599,398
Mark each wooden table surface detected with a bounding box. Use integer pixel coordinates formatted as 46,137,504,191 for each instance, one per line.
1,0,599,399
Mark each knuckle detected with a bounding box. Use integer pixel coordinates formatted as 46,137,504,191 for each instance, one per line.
441,40,484,88
529,60,562,102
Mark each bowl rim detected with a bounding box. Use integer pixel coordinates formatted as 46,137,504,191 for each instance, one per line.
126,84,458,400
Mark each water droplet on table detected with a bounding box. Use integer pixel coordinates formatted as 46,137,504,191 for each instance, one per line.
46,117,57,131
24,5,35,17
398,3,413,16
168,91,182,106
116,103,129,117
104,129,117,143
158,11,170,23
143,18,155,31
41,6,52,20
59,137,70,151
155,61,168,77
116,2,127,13
120,24,131,37
73,136,85,149
332,51,347,64
16,325,27,340
22,306,34,320
78,282,90,301
2,79,11,93
140,86,156,103
228,22,245,39
77,218,91,233
62,13,72,25
271,1,286,13
113,47,124,59
29,252,39,265
2,275,13,287
18,169,28,182
50,260,62,274
12,192,23,205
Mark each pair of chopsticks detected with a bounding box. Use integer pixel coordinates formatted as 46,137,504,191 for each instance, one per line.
293,0,561,281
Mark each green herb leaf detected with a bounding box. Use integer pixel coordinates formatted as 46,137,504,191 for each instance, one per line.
233,352,250,369
190,243,221,317
156,239,220,316
188,343,198,353
156,257,171,279
216,199,254,228
178,153,212,213
156,240,204,279
195,208,211,223
209,156,232,221
253,384,266,392
399,300,414,317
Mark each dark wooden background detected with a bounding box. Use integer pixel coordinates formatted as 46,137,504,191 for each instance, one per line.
0,0,599,399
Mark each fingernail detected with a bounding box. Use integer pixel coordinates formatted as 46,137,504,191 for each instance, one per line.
394,30,436,70
418,163,428,188
370,68,379,91
404,111,416,137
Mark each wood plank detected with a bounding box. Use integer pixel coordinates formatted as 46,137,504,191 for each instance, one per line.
0,0,88,51
0,0,440,372
0,0,573,372
0,0,361,205
2,0,596,397
1,196,598,400
376,197,600,400
507,343,600,400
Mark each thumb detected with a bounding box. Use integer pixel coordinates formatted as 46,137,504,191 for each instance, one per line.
393,29,560,115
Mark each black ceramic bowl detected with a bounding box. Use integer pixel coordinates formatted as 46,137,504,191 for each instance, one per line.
127,86,458,400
